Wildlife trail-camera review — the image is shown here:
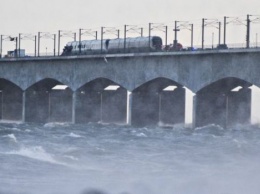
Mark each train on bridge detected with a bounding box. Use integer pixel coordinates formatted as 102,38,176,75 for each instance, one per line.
61,36,183,56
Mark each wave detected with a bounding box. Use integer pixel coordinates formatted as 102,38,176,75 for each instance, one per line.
6,146,67,166
3,134,17,143
43,122,71,128
68,132,83,138
0,119,23,124
194,123,225,136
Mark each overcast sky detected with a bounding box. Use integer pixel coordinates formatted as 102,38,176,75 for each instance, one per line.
0,0,260,53
1,0,260,123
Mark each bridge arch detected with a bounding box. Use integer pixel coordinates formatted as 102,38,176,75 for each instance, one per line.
0,78,23,121
75,78,128,124
194,77,253,128
25,77,73,91
132,74,189,93
24,78,73,123
131,77,190,126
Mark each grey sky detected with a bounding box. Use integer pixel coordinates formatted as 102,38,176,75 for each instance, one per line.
0,0,259,52
1,0,259,32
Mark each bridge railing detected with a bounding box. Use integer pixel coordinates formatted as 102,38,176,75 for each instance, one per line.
1,42,260,59
183,42,260,51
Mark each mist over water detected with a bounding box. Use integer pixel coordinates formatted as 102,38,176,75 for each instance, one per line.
0,122,260,194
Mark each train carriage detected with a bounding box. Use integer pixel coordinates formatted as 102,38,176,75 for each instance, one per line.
61,36,162,56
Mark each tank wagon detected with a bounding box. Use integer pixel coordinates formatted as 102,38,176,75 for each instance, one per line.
61,36,163,55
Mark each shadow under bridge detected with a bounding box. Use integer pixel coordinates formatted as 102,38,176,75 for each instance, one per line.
194,77,252,128
75,78,127,124
131,78,186,127
25,78,73,123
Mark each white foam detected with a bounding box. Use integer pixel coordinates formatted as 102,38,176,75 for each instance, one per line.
3,134,17,143
0,120,22,124
136,132,147,137
194,123,224,131
68,132,82,138
6,146,66,166
44,122,71,128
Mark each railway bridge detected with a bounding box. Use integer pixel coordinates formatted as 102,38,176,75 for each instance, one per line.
0,48,259,128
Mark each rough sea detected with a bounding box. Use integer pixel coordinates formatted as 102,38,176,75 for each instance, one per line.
0,122,260,194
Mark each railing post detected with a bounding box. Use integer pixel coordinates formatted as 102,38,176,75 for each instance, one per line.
202,18,205,49
38,32,40,57
246,14,251,48
79,29,81,54
58,30,61,56
53,34,56,56
191,24,193,48
18,33,21,57
224,16,227,45
124,25,126,53
0,35,2,58
101,27,104,53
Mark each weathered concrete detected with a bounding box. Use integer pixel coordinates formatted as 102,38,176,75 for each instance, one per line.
160,88,185,125
227,88,251,126
193,77,252,128
131,78,184,126
0,49,259,126
0,79,23,121
75,78,127,124
0,49,260,92
49,89,73,122
102,88,127,124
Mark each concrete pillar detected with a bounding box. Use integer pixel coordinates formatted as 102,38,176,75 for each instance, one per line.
102,88,127,124
76,91,101,123
227,88,251,126
25,91,49,123
132,91,160,126
22,91,26,122
49,90,72,122
132,86,185,127
2,88,23,121
194,87,251,128
72,91,76,124
194,91,226,128
159,87,185,125
127,91,132,125
192,95,197,128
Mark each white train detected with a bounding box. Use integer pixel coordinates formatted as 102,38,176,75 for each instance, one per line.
61,36,163,55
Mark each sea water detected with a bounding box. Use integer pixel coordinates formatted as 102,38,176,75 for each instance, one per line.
0,122,260,194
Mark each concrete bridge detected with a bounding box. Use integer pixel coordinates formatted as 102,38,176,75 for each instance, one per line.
0,48,259,128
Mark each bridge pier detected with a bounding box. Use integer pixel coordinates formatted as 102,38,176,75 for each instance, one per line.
0,82,23,121
25,88,73,123
227,88,251,126
132,90,159,126
75,79,127,124
101,88,127,124
193,87,251,128
48,90,72,122
72,92,76,124
76,90,101,123
132,86,185,127
25,90,49,123
22,91,26,122
127,91,132,125
159,88,185,125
